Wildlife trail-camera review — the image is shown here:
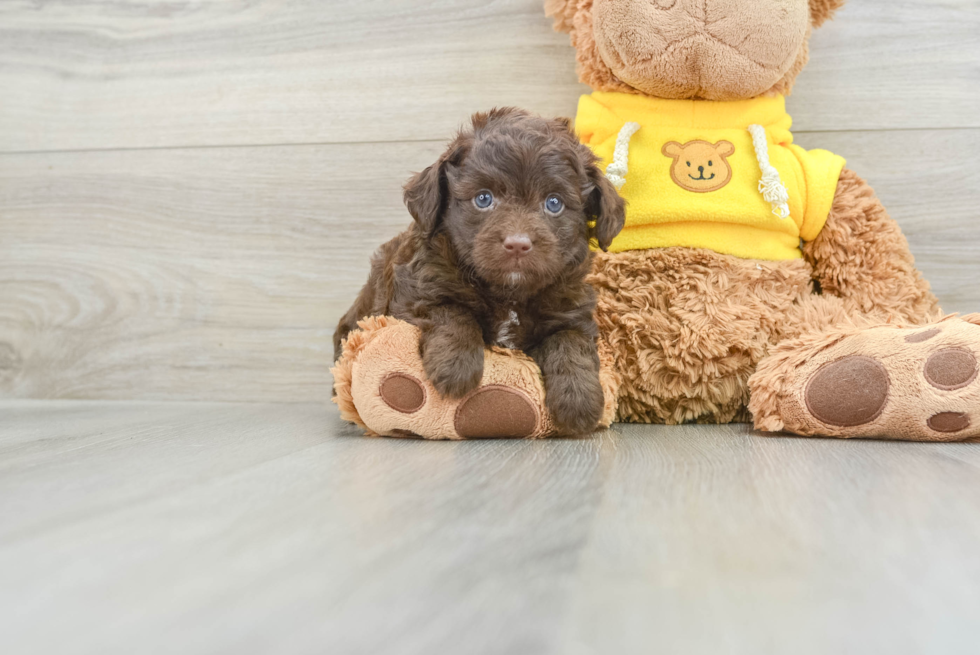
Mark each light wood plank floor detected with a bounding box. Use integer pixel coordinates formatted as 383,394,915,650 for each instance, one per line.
2,401,980,655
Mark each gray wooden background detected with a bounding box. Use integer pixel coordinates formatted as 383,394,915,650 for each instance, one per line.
2,0,979,402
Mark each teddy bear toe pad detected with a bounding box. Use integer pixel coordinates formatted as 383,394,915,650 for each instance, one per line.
453,386,539,439
923,348,977,390
927,411,971,433
769,316,980,440
804,356,889,428
379,373,426,414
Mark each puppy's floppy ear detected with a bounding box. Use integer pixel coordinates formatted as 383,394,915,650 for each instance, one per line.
403,163,444,238
810,0,846,28
582,152,626,252
403,139,467,238
550,116,574,133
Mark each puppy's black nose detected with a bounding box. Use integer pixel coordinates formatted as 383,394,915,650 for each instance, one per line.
503,234,533,256
698,165,704,174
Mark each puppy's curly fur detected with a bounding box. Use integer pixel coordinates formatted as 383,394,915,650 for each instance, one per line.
334,108,625,435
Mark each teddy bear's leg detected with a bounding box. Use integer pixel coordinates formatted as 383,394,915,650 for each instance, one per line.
749,313,980,441
803,168,941,324
589,247,816,425
747,167,980,440
331,317,618,439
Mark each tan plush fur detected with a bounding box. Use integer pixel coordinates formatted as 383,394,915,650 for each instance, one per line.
802,168,941,324
550,0,825,100
768,28,811,98
809,0,848,28
550,0,844,99
591,0,810,100
562,0,635,95
589,247,812,424
543,0,577,33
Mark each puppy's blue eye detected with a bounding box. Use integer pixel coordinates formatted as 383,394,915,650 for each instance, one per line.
545,195,564,214
474,191,494,209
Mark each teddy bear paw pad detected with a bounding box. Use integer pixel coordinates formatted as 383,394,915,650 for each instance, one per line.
927,412,971,434
804,355,889,428
453,385,539,439
923,348,977,390
904,327,941,343
379,373,426,414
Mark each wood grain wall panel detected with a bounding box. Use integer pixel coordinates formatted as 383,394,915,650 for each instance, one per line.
0,141,439,400
1,0,977,153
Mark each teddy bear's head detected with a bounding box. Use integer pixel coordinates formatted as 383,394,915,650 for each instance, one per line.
546,0,846,101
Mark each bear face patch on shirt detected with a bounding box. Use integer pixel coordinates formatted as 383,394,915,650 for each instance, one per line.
662,140,735,193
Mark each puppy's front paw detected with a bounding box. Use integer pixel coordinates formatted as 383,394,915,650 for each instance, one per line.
423,344,484,399
544,371,603,436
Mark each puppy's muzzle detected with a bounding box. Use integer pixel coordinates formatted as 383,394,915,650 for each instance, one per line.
503,234,533,258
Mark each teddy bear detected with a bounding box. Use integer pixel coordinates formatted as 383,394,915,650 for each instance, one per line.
333,0,980,441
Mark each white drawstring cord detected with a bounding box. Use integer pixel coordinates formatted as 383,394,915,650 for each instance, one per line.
748,124,790,220
605,122,641,190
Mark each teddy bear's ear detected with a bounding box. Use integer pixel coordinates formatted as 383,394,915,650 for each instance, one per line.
545,0,578,33
810,0,847,28
714,141,736,158
662,142,683,158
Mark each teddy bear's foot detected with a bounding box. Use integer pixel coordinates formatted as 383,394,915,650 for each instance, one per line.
749,314,980,441
331,316,618,439
379,374,542,439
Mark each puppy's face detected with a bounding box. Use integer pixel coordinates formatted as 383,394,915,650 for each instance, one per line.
404,109,626,295
445,119,592,292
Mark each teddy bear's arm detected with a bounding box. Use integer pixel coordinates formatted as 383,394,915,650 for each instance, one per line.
802,168,940,323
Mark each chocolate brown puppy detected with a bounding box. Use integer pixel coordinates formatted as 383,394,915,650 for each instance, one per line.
334,108,625,435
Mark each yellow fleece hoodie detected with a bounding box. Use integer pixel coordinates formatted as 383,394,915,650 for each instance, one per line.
576,92,846,261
